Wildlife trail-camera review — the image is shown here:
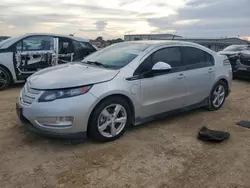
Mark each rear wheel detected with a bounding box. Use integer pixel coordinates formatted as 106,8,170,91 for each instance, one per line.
88,97,132,142
207,80,227,110
0,67,11,90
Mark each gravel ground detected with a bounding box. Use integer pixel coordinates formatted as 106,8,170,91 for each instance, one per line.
1,80,250,188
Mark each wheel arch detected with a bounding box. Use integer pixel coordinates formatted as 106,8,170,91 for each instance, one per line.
87,93,135,136
218,78,229,96
211,77,230,96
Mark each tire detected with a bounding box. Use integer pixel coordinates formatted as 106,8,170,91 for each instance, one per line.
88,97,132,142
0,66,11,90
207,80,228,111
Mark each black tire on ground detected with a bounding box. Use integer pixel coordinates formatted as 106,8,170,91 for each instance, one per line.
207,80,228,111
88,97,132,142
0,66,11,90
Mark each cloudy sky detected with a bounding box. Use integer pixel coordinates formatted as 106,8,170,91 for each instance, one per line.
0,0,249,40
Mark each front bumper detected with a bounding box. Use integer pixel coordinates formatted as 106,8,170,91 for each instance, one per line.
19,114,87,139
17,90,98,139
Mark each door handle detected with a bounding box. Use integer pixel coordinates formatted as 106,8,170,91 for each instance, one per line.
208,68,214,73
177,73,185,79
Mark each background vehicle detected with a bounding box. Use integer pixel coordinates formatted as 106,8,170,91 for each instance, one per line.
227,51,250,78
0,33,96,90
17,41,232,142
219,45,250,56
218,45,250,78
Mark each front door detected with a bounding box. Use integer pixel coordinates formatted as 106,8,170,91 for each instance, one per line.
181,46,215,106
14,36,57,80
136,47,187,118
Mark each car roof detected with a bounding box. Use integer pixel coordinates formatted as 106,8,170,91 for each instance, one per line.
0,33,89,49
123,40,215,54
124,40,201,47
23,33,89,42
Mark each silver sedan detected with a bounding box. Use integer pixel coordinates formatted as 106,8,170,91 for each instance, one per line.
17,41,232,142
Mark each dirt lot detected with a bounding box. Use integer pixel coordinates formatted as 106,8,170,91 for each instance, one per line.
1,80,250,188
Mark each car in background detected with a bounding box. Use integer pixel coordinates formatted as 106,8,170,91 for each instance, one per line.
16,41,232,142
219,45,250,56
0,33,96,90
218,45,250,78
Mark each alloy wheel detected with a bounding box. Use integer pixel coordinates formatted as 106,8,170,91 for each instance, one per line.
212,85,225,108
97,104,127,138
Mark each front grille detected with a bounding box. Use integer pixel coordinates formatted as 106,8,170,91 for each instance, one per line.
21,84,41,105
240,56,250,66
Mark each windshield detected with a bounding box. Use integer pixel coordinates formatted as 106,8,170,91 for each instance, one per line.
223,45,248,52
82,42,150,69
0,36,20,49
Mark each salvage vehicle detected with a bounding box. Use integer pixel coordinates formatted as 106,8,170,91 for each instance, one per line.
219,45,250,56
218,45,250,78
0,33,96,90
16,41,232,142
228,51,250,78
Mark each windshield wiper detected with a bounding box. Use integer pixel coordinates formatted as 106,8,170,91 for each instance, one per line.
83,61,109,68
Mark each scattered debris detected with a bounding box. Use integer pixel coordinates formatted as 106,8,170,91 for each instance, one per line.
198,126,230,142
236,121,250,129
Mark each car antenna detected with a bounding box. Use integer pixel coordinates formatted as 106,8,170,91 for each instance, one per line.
69,32,76,36
172,31,178,40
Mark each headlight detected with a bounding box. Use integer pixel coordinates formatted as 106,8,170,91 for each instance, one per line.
38,85,92,102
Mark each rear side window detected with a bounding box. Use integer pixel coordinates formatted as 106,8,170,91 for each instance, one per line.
182,47,214,66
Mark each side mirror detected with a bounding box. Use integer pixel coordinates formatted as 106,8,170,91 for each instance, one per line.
152,62,172,71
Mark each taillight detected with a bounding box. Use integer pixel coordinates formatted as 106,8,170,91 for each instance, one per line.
223,59,231,65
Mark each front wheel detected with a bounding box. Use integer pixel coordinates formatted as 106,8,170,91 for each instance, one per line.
207,81,227,110
0,67,11,90
88,97,132,142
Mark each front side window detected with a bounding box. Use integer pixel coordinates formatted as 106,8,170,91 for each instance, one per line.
134,47,182,75
151,47,182,68
82,43,150,69
182,47,214,66
16,36,54,51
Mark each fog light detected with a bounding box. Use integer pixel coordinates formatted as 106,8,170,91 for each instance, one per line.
36,116,74,127
56,116,74,124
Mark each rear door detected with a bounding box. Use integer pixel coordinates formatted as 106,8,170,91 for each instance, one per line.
181,46,215,106
14,35,57,80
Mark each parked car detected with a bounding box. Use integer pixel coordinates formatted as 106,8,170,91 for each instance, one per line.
219,45,250,56
0,33,96,90
218,45,250,78
228,51,250,78
16,41,232,142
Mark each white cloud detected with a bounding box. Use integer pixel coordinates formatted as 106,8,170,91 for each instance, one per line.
0,0,187,39
0,0,249,39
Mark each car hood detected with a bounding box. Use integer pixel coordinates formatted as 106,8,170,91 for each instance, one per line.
218,51,240,55
28,63,119,90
